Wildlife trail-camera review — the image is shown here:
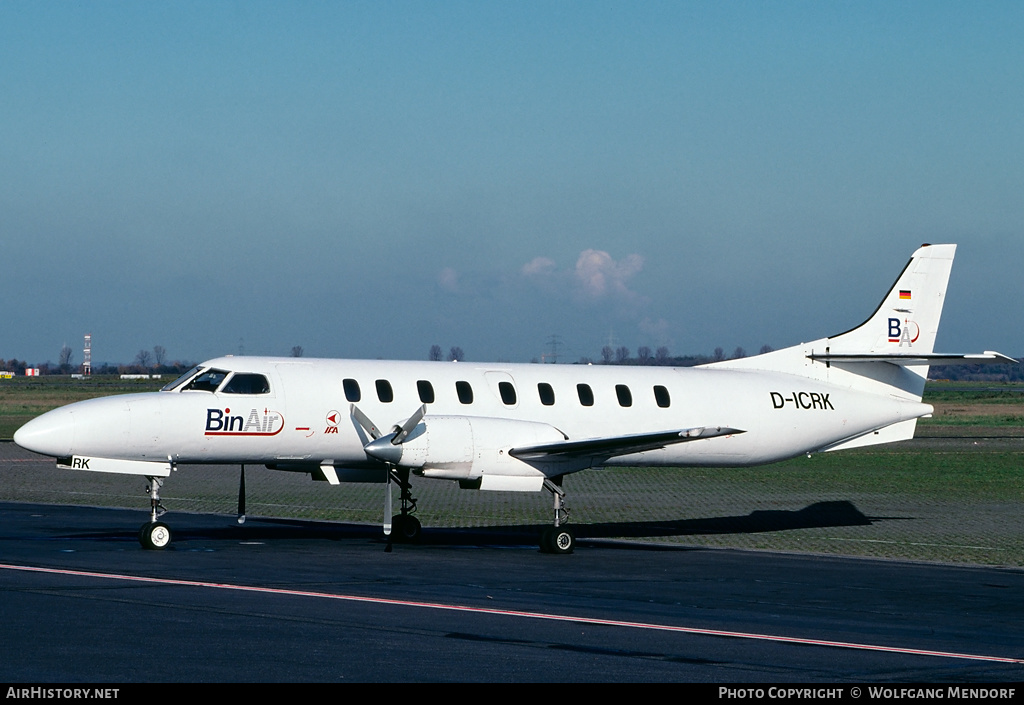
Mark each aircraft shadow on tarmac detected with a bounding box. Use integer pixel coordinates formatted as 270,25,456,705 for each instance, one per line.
576,500,883,541
62,500,892,549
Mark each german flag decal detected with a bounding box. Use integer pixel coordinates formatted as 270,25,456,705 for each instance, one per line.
899,290,912,300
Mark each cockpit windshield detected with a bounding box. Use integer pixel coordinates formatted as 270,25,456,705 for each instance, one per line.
181,368,230,392
161,365,204,392
161,367,269,394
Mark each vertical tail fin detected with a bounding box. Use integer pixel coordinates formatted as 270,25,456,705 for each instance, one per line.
708,244,957,401
709,243,1011,449
827,243,955,356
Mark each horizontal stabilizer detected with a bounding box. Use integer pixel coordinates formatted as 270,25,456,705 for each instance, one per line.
510,426,743,461
808,351,1017,366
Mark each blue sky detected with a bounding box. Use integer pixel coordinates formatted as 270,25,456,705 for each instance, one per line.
2,1,1022,366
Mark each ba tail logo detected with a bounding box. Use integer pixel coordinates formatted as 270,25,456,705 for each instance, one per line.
324,410,340,434
888,317,920,346
206,407,284,436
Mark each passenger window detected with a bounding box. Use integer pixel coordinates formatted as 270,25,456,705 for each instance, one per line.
577,383,594,407
456,380,474,404
183,369,229,392
343,378,361,402
654,385,671,408
537,382,555,406
221,373,270,395
615,384,632,407
375,379,394,403
498,381,517,405
417,380,435,404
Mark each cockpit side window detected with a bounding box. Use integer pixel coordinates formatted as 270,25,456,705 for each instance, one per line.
161,365,204,392
220,373,270,395
182,368,229,392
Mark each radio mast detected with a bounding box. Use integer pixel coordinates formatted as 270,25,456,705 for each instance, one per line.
83,334,92,376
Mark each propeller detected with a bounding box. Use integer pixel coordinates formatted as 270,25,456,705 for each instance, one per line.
350,404,426,538
384,472,392,536
237,464,246,524
354,404,426,466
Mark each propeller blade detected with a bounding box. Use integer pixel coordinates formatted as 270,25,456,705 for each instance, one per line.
350,404,382,441
237,464,246,525
391,404,426,445
383,471,393,536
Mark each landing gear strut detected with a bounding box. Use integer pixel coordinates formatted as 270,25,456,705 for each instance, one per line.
139,475,171,550
389,466,421,542
540,477,574,554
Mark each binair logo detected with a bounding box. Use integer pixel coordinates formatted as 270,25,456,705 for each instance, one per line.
205,407,284,436
888,317,920,346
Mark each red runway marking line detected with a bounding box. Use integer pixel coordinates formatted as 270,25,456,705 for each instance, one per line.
2,562,1021,665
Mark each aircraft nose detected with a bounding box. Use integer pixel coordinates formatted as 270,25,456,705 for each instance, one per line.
14,408,76,458
15,396,134,459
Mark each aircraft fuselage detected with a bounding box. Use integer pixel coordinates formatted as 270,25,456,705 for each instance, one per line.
16,356,930,479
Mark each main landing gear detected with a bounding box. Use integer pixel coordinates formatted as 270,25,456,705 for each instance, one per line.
139,475,171,550
540,477,574,554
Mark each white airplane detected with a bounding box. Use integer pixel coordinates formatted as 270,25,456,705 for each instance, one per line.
14,244,1015,553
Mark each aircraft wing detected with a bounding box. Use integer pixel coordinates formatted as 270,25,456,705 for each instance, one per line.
807,351,1017,366
509,425,744,461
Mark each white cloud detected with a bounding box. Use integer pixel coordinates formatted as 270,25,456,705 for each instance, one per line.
518,250,647,308
438,267,460,293
520,256,556,277
573,249,644,301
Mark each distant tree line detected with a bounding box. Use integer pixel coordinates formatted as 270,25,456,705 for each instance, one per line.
0,359,199,376
579,344,774,367
5,343,1020,382
428,345,464,362
576,345,1023,380
1,344,195,377
928,362,1024,382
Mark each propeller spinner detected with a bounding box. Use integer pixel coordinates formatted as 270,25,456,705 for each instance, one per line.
356,404,426,466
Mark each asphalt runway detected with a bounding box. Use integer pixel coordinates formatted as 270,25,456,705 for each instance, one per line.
1,501,1022,682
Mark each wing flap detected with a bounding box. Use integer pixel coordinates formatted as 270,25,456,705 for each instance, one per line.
509,426,744,461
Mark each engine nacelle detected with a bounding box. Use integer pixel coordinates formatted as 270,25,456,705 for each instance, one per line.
394,416,567,491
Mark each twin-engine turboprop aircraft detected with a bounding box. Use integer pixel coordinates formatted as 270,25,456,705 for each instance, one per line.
14,244,1015,553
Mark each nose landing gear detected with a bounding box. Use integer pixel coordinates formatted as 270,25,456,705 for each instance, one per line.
139,475,171,550
389,466,422,543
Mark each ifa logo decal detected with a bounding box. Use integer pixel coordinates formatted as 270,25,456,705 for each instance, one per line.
324,410,341,434
205,407,284,436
